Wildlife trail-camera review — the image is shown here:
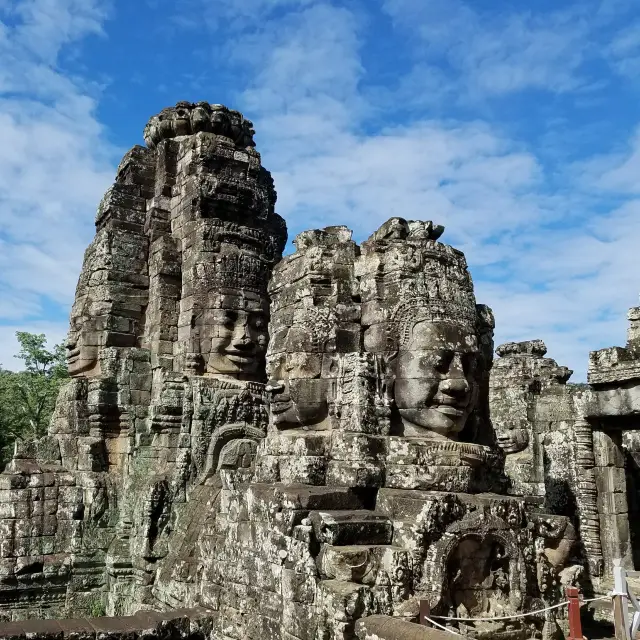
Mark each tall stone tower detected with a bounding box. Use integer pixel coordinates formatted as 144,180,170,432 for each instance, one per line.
0,102,287,618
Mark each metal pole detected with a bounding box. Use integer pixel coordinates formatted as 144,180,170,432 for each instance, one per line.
566,586,584,640
419,599,430,626
613,558,631,640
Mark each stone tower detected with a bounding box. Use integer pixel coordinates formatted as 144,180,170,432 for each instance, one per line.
0,102,287,618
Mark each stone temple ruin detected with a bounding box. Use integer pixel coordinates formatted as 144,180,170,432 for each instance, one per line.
0,101,639,639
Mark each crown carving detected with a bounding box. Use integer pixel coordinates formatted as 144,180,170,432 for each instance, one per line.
214,252,270,293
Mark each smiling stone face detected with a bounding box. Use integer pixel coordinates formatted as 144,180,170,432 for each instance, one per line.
394,320,479,438
264,226,360,431
266,350,330,428
266,321,333,428
495,423,530,454
358,218,483,442
207,307,269,377
66,311,103,377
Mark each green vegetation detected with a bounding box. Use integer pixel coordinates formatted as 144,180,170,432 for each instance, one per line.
0,332,68,464
88,596,106,618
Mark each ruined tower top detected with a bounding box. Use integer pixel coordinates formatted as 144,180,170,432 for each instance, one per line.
143,101,257,149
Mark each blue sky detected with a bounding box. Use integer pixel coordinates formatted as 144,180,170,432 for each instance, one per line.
1,0,640,380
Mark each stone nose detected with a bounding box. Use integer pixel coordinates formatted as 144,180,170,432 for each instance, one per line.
440,376,470,396
265,379,285,394
232,327,254,349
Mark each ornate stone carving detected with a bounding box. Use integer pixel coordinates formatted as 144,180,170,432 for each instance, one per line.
266,226,360,430
0,102,618,640
358,218,480,440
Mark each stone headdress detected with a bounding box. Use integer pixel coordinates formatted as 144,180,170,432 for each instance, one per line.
358,218,477,352
267,226,359,360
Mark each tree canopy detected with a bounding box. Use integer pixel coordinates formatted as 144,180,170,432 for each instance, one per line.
0,332,68,462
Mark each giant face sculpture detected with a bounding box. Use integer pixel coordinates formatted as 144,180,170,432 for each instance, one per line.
394,318,479,438
494,421,530,454
266,316,333,429
65,246,109,378
206,306,269,378
66,310,102,377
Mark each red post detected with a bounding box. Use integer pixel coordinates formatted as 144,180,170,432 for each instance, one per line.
419,599,430,626
567,586,584,640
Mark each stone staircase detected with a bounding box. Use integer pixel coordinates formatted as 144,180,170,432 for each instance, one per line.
305,497,412,638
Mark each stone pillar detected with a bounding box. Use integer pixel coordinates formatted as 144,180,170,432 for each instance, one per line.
258,226,361,486
489,340,573,500
592,428,632,572
573,419,604,577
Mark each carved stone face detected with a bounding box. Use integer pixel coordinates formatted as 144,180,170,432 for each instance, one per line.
66,326,98,376
495,424,530,454
66,300,104,377
394,320,479,438
206,308,268,377
266,326,330,429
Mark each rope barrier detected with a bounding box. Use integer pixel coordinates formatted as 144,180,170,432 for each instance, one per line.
422,615,464,637
430,595,609,623
431,600,568,622
421,594,611,639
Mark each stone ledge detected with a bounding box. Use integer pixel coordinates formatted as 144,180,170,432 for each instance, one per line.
0,608,215,640
355,615,452,640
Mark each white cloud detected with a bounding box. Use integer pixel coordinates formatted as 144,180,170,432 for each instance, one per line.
199,0,640,382
8,0,107,61
578,126,640,194
171,0,315,32
0,0,115,368
608,21,640,78
1,0,633,386
381,0,591,96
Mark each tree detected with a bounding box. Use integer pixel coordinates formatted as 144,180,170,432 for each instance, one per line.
0,332,69,460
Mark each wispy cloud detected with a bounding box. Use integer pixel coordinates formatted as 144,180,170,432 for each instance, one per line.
0,0,115,370
578,126,640,194
181,0,640,380
382,0,591,97
4,0,640,385
608,20,640,77
7,0,108,61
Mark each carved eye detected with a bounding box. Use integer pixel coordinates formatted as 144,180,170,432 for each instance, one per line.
433,350,452,372
222,310,236,328
252,314,267,331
